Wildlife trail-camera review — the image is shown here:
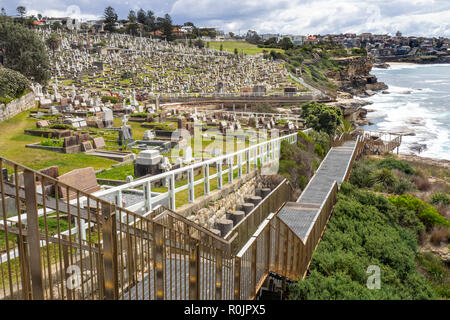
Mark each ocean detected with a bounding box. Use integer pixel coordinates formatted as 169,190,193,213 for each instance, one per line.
363,63,450,160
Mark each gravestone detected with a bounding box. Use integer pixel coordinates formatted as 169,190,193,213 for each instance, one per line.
183,146,193,163
134,150,163,178
143,130,155,141
36,120,50,128
63,136,79,148
81,141,93,152
93,137,106,149
57,167,101,201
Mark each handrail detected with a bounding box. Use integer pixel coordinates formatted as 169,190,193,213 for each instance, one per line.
93,132,298,212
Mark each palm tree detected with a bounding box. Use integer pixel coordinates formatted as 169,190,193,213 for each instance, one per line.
336,119,354,135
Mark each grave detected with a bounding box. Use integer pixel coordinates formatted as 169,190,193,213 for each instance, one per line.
57,167,101,201
134,150,163,178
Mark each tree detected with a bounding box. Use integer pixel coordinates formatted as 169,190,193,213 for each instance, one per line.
161,14,173,41
127,10,136,23
301,102,343,135
0,19,50,84
279,37,294,50
219,43,223,51
37,13,42,21
234,48,238,55
245,30,261,44
45,33,60,53
16,6,26,17
137,9,146,24
264,37,278,46
1,8,6,16
228,32,234,38
126,23,138,36
103,6,118,32
51,21,62,30
145,10,155,31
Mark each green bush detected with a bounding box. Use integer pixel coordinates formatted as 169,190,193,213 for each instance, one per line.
430,192,450,206
314,144,325,158
289,183,437,300
301,102,343,135
388,194,450,228
49,123,75,131
143,122,175,131
377,158,415,175
0,66,30,101
131,112,150,118
309,129,331,154
101,95,119,104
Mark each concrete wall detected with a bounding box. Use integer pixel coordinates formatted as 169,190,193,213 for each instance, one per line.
0,92,36,123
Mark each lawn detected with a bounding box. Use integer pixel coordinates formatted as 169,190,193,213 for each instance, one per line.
0,111,116,174
209,41,284,55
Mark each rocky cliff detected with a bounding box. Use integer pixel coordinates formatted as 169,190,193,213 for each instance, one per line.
325,56,388,97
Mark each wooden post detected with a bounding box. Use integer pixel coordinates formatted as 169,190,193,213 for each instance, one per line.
23,170,44,300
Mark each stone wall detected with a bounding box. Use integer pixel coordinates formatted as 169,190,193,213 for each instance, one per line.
0,92,36,123
183,172,264,230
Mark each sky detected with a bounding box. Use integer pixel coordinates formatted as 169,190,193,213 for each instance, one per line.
2,0,450,37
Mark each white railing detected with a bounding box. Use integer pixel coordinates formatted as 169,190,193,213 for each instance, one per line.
206,110,304,121
151,92,314,100
93,132,298,213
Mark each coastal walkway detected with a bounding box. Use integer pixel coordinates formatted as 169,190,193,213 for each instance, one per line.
0,135,365,300
276,140,361,277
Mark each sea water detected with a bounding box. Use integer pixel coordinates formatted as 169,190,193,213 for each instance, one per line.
364,63,450,160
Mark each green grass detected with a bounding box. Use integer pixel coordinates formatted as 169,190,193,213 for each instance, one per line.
209,41,284,55
97,163,135,180
0,111,116,174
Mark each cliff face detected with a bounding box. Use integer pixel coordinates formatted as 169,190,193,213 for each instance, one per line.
325,56,387,97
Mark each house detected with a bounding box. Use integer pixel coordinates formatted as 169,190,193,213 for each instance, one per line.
397,46,411,55
46,17,81,30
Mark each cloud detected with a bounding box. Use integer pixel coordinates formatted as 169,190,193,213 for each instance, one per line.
1,0,449,37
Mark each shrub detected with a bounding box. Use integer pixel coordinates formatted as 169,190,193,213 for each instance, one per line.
393,178,416,195
411,175,431,191
101,95,119,104
388,194,450,228
429,226,449,245
309,130,331,154
349,161,376,188
430,192,450,206
143,122,175,131
49,123,75,131
289,184,438,300
0,66,31,100
377,158,415,175
131,112,150,118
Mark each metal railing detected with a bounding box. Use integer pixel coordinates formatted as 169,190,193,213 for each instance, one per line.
224,179,293,254
92,132,298,214
363,131,402,155
0,132,368,300
0,157,236,300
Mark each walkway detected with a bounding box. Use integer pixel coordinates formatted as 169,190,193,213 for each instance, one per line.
277,140,356,242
